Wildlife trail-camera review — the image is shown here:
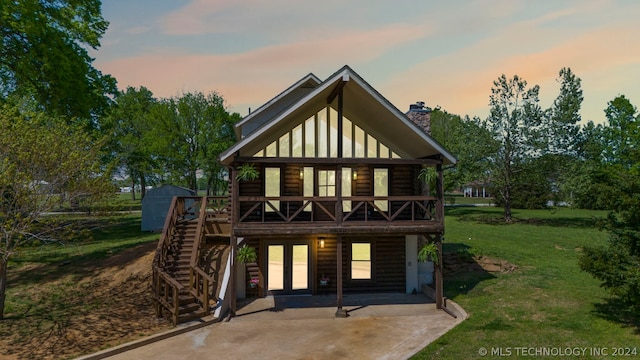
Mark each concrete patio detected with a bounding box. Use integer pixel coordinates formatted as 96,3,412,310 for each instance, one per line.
81,293,466,360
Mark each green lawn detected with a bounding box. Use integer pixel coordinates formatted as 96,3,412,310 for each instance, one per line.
413,206,639,359
4,214,157,314
1,214,165,359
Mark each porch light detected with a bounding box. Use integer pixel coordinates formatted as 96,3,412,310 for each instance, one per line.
299,167,304,180
319,237,325,249
352,169,358,180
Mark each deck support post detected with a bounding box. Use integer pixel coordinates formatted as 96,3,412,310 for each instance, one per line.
230,235,237,318
229,165,239,319
435,234,443,309
335,235,347,317
435,162,444,309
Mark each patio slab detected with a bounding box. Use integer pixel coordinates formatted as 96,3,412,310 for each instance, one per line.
82,293,465,360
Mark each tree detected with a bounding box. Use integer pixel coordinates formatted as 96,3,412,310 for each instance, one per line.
430,109,497,192
578,95,640,315
541,68,584,204
485,74,544,222
546,67,583,156
102,87,158,200
0,105,114,319
195,96,239,195
149,91,238,192
578,169,640,314
0,0,117,120
602,95,639,169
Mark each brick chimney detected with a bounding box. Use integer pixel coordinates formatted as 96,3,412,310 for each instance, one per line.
406,101,431,135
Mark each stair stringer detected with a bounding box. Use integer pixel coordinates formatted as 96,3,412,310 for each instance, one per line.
213,251,232,318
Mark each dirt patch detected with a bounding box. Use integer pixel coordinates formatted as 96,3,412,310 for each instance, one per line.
443,252,518,277
0,242,172,360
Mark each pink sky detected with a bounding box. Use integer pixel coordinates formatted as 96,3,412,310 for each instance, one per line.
95,0,640,123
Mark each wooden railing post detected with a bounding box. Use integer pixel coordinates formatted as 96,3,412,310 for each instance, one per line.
203,277,210,315
436,163,444,224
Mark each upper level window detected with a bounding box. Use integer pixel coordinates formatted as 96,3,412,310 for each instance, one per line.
374,168,388,212
254,107,400,159
317,170,335,197
264,167,280,212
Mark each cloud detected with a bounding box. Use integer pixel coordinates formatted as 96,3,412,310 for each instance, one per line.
382,9,640,123
124,26,152,35
96,23,431,110
162,0,353,36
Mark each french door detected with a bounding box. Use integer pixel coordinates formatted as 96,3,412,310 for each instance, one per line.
266,242,311,295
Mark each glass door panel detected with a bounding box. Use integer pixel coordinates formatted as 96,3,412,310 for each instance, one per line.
291,244,309,290
267,245,284,291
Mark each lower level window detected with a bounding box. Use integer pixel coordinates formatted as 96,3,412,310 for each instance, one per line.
351,242,371,280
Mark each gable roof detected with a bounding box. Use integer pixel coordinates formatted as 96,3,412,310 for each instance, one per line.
234,73,322,139
220,65,457,165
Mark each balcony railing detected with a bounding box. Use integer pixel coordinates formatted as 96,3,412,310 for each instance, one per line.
236,195,440,225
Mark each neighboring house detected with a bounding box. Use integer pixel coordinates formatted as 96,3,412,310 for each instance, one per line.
463,180,492,198
141,185,196,231
152,65,457,324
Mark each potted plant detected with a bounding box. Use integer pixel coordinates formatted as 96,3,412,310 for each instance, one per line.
418,242,438,286
236,163,259,181
236,245,257,264
249,277,259,288
319,274,330,286
418,242,439,264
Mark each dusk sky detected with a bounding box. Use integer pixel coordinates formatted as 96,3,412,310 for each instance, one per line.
93,0,640,124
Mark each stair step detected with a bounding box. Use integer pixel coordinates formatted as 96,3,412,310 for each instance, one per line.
178,302,202,314
177,310,207,323
165,261,190,267
179,294,197,305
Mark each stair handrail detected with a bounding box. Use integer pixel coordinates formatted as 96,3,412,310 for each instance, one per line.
188,196,215,315
152,196,188,325
189,196,208,266
153,196,181,270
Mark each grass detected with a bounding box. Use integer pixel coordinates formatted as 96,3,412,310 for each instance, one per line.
1,213,164,359
445,194,494,206
412,206,639,359
4,214,157,315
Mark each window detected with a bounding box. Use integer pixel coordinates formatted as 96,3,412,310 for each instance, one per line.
342,168,352,212
374,168,388,211
318,170,335,197
265,167,280,211
292,124,303,157
303,167,313,211
351,242,371,280
254,107,401,159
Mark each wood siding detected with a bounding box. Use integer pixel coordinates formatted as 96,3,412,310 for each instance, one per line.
313,236,405,294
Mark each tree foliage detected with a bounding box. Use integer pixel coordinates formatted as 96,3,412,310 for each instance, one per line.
0,104,115,319
567,96,639,209
430,109,496,192
579,170,640,314
602,95,639,169
546,67,583,156
136,91,239,193
0,0,117,119
485,74,544,222
102,86,158,200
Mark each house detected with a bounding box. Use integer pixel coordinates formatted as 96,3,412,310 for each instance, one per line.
151,65,457,324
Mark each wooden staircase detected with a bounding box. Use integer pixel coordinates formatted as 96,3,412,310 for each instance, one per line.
152,196,230,325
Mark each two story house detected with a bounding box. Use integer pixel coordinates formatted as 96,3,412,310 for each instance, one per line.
220,65,456,317
152,65,456,324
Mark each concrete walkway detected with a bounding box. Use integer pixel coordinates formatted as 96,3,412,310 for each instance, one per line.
83,293,465,360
